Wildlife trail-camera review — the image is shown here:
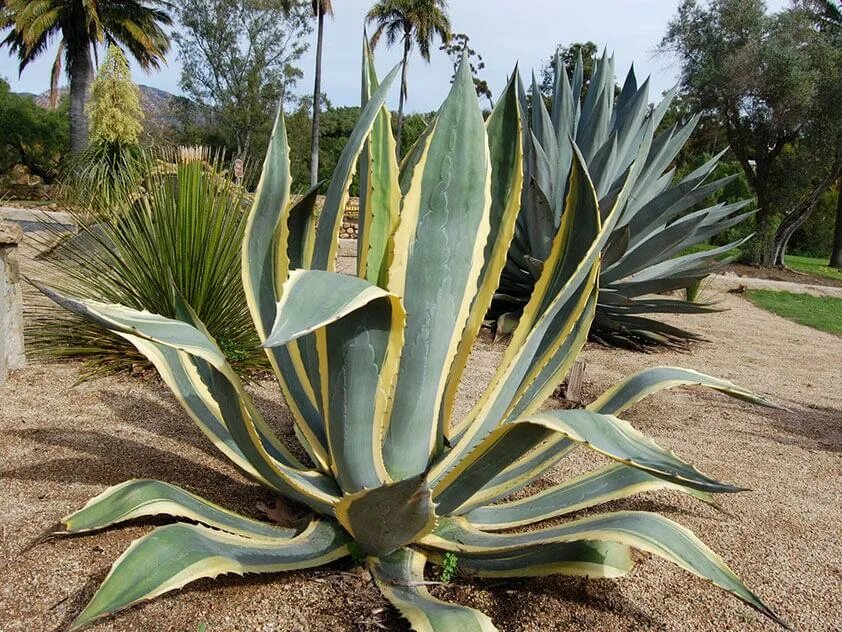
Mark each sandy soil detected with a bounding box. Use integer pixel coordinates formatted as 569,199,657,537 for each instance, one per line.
1,277,840,631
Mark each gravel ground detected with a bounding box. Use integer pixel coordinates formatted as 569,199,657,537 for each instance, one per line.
1,272,840,630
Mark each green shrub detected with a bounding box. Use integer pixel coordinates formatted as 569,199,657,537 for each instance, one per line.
28,147,264,379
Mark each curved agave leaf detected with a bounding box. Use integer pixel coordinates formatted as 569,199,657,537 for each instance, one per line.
70,519,351,631
370,548,497,632
382,57,492,480
60,479,296,539
423,514,786,628
434,409,742,516
440,68,524,432
241,106,328,469
588,366,777,415
264,270,404,493
465,463,711,530
358,36,401,286
445,144,600,448
427,540,634,579
453,440,578,514
312,63,401,272
36,285,340,514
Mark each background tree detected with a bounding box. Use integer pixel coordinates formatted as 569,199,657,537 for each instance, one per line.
440,32,492,107
174,0,311,158
0,80,68,182
1,0,172,154
366,0,451,157
539,41,598,100
807,0,842,268
308,1,333,187
661,0,842,266
86,46,145,147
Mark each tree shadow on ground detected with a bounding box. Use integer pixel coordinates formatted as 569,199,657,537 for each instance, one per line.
753,402,841,453
1,427,261,512
96,389,220,459
436,574,662,631
95,382,315,467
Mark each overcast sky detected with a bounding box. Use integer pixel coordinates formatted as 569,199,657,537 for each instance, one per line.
0,0,789,112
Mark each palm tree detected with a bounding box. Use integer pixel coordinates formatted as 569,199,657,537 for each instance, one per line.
310,0,333,186
1,1,173,154
366,0,450,158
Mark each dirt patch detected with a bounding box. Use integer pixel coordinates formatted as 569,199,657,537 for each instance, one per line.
726,262,842,288
1,257,840,630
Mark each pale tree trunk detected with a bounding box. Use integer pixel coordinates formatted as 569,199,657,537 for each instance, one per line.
830,175,842,268
395,29,411,160
309,4,325,187
770,155,841,267
68,44,94,154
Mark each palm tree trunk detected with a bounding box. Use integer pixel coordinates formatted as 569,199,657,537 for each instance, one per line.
395,31,411,160
830,175,842,268
49,41,65,110
68,44,94,154
309,4,325,187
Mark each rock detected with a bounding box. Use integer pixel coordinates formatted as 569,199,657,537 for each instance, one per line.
0,222,23,246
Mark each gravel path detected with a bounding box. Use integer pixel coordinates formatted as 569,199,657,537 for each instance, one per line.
709,272,842,298
1,287,839,631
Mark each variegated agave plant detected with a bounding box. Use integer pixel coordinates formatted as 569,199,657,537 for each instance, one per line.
40,48,785,631
490,49,755,349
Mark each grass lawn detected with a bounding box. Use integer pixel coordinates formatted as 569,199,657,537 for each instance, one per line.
746,289,842,336
783,255,842,282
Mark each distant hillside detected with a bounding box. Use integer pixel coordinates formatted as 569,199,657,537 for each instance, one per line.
32,84,182,137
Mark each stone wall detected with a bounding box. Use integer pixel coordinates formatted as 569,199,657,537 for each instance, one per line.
1,222,25,383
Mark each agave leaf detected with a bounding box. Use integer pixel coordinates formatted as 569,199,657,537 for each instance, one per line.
424,514,786,628
466,463,712,530
336,475,436,557
627,174,737,243
624,236,750,285
285,183,321,271
264,269,400,348
453,441,578,515
602,213,707,283
242,101,292,339
242,105,328,469
503,285,597,423
264,270,405,493
312,63,401,272
37,285,340,514
369,548,497,632
60,479,296,539
70,519,351,631
434,408,742,516
427,539,634,579
440,69,524,434
441,143,604,460
358,36,401,286
588,366,776,415
382,57,492,480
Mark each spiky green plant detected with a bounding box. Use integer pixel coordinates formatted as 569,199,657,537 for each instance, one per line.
28,147,263,379
489,50,755,348
37,48,785,631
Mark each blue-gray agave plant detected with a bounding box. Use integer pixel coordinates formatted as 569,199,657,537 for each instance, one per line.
38,46,784,631
490,50,754,348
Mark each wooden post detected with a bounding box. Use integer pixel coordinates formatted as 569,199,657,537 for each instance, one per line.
1,221,25,383
564,359,587,403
